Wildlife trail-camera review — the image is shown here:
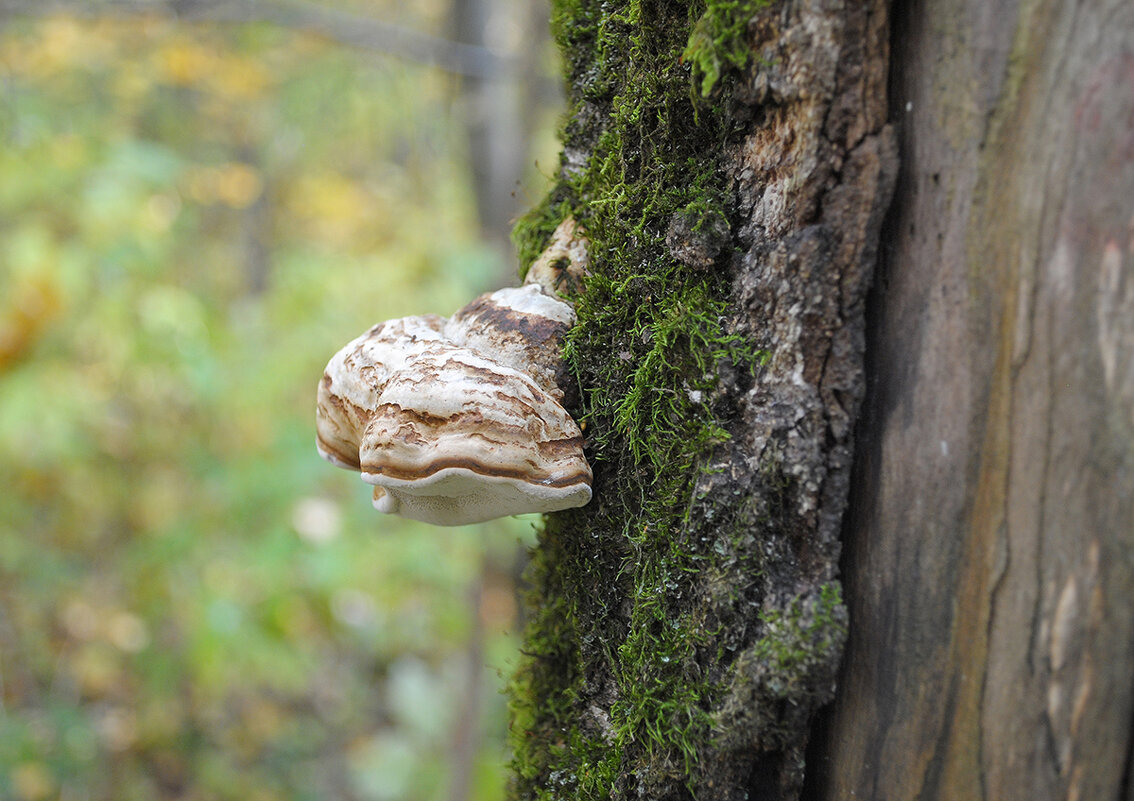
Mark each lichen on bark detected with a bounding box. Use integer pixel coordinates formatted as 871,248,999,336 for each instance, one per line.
507,0,896,798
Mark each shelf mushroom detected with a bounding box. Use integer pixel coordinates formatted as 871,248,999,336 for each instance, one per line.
316,219,592,526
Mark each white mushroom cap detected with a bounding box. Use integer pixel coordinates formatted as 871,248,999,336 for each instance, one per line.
315,217,593,526
316,314,445,470
356,343,591,526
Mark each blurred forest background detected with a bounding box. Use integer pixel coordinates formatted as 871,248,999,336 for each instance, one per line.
0,1,562,799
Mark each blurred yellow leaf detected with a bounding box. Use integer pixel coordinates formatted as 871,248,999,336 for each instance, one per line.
211,54,271,99
11,762,53,801
184,162,262,208
286,171,380,246
32,16,83,75
215,162,263,208
72,643,122,697
158,39,216,86
112,59,153,101
5,16,123,79
0,274,63,370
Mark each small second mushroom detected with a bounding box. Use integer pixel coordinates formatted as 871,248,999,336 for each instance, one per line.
316,219,592,526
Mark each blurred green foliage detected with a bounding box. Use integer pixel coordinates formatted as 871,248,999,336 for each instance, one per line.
0,11,545,801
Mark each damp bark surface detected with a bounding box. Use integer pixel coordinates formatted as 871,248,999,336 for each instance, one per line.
507,1,894,798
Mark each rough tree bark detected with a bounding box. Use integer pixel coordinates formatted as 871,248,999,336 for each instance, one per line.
507,0,893,798
509,0,1133,799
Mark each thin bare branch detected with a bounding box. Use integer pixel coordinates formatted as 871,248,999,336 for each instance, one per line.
0,0,514,77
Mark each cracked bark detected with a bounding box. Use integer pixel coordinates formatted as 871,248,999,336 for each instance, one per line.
808,0,1134,798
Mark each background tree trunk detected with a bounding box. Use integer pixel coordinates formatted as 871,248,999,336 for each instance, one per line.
810,1,1134,799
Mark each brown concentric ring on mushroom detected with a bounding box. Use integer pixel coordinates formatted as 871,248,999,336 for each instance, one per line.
359,343,590,526
446,284,574,399
315,218,592,527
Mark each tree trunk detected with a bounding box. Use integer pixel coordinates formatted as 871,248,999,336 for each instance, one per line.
509,0,1133,798
810,1,1134,799
508,0,893,798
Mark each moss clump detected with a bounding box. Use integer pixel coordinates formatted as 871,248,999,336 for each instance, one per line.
683,0,771,97
711,583,848,753
506,0,828,799
517,0,762,483
751,583,847,681
513,194,573,277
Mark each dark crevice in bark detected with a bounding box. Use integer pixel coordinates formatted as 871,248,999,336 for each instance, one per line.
1121,684,1134,801
802,0,908,794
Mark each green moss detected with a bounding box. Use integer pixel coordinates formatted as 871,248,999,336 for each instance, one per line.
506,1,800,798
751,583,847,684
513,194,573,278
683,0,771,97
712,583,848,753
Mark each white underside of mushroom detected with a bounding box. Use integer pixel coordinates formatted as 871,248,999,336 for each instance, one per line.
366,468,592,527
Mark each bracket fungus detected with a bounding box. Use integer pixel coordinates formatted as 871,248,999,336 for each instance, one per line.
316,219,592,526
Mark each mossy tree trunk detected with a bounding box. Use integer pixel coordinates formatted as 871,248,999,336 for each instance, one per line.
810,0,1134,799
509,0,1133,799
508,0,893,798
